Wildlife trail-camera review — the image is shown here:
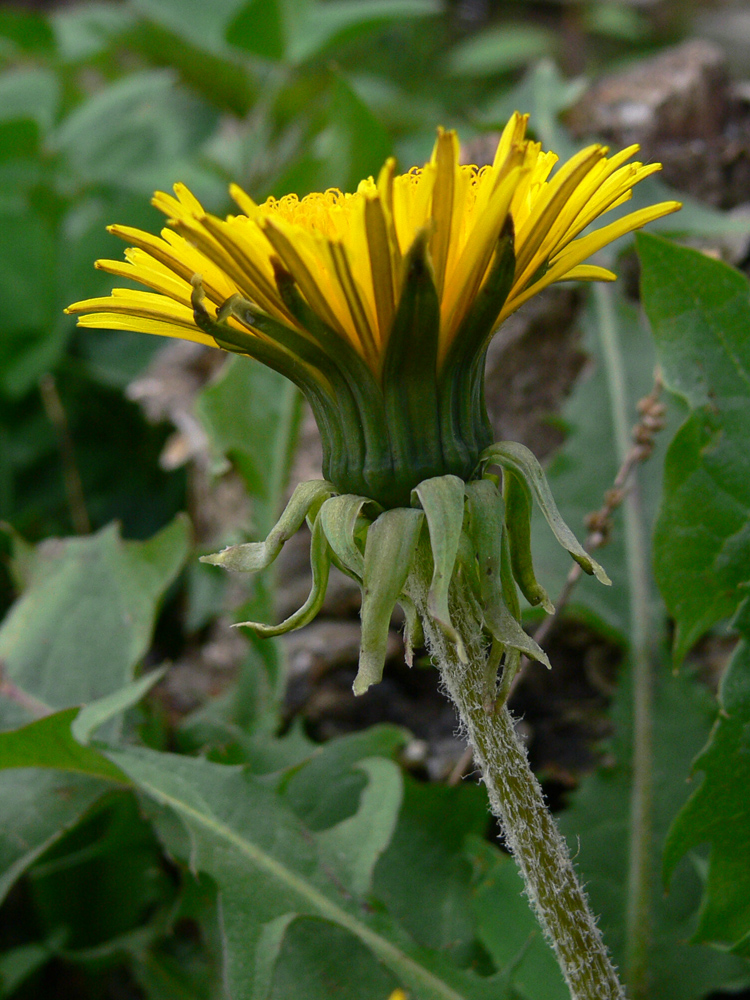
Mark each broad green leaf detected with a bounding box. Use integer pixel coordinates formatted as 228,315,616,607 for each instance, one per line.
663,598,750,954
131,0,248,53
530,285,672,637
0,709,129,783
51,4,134,61
26,792,172,953
268,917,400,998
0,517,188,900
0,67,59,133
282,724,408,829
558,669,750,999
287,0,441,64
107,746,507,1000
0,940,53,995
0,210,56,344
269,71,393,198
225,0,286,60
326,72,393,194
314,757,402,896
126,17,256,117
72,668,167,744
51,70,222,200
477,60,584,155
638,233,750,663
0,516,189,728
584,2,648,40
0,772,105,905
196,354,302,538
467,838,567,1000
0,8,55,55
372,777,489,963
448,24,555,77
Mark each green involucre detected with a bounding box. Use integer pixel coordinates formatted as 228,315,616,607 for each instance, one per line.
204,448,606,696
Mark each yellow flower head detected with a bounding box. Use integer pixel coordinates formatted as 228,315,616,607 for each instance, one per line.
67,114,679,507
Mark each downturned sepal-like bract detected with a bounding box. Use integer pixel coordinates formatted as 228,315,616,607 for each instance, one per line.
202,449,609,697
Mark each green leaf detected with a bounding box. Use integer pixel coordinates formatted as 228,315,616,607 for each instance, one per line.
72,668,167,744
126,16,256,116
529,287,671,637
663,598,750,954
107,746,506,1000
225,0,286,60
29,793,174,953
0,210,56,343
373,777,489,963
282,724,408,829
467,838,568,1000
288,0,441,64
0,709,129,783
638,233,750,663
476,60,585,154
228,0,439,64
131,0,248,54
0,8,55,55
0,516,189,729
0,517,189,901
326,72,393,194
315,757,402,896
51,70,222,199
267,917,400,999
0,939,58,995
0,772,105,905
196,354,303,537
51,4,134,61
0,67,59,133
558,669,750,999
447,24,555,77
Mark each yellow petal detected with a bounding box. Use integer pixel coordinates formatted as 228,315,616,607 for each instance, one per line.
429,128,459,296
364,193,396,344
560,264,617,281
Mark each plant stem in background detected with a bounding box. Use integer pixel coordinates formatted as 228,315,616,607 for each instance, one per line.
594,284,654,998
412,563,626,1000
39,374,91,536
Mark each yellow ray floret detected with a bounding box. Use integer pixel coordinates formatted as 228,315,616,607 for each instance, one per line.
67,114,680,380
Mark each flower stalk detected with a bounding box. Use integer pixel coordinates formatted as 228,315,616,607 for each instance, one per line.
409,556,626,1000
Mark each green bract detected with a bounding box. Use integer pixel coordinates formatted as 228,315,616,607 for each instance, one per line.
193,232,499,509
202,447,609,695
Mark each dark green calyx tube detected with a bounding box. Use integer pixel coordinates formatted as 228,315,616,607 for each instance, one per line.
321,236,494,508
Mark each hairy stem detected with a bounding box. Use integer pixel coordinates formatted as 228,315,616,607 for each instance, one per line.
594,284,653,997
411,566,626,1000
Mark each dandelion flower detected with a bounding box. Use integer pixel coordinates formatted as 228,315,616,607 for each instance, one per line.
67,114,678,508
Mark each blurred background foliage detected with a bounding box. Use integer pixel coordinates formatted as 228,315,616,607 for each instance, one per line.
1,0,750,997
0,0,729,558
